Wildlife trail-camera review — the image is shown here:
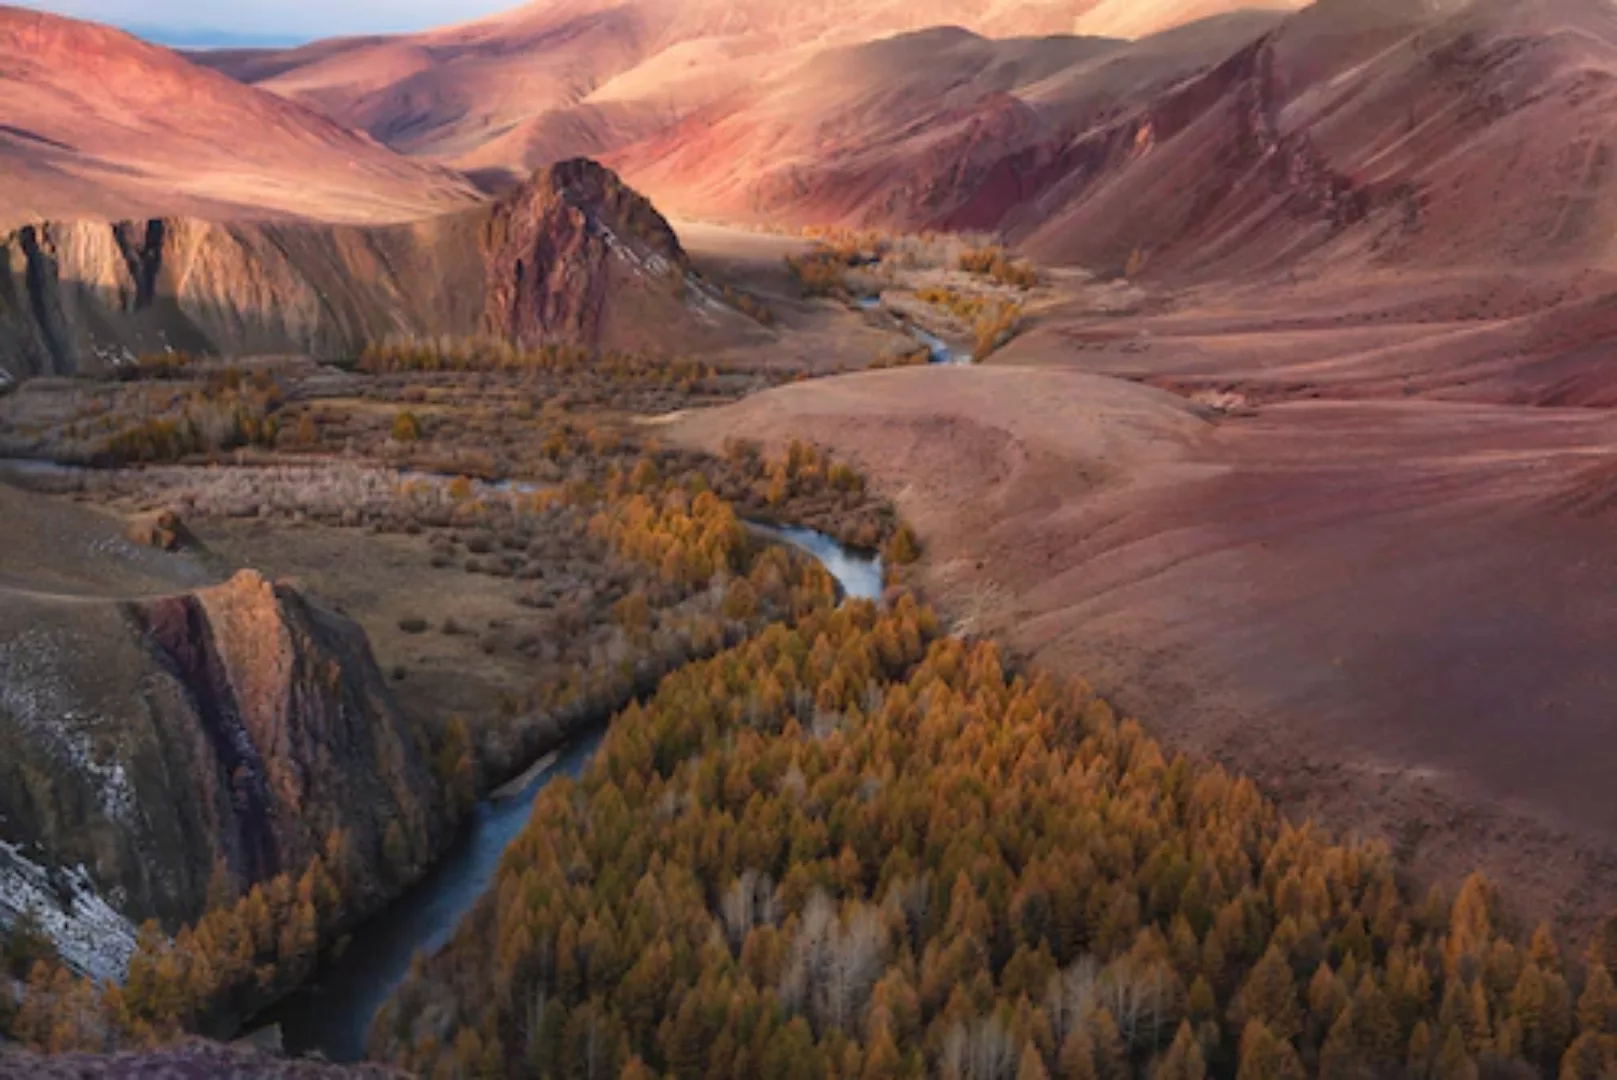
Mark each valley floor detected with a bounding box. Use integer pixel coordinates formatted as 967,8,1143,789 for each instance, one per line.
8,225,1617,1066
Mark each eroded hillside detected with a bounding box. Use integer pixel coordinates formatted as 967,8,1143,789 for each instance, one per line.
192,0,1299,181
0,159,753,378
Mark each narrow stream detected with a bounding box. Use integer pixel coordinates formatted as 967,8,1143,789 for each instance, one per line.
258,732,604,1062
857,295,969,365
751,522,884,603
255,525,883,1061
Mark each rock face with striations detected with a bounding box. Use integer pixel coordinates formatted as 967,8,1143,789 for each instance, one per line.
0,159,730,378
483,157,692,346
0,568,446,979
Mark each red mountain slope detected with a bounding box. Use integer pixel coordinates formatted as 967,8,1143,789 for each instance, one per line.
0,6,479,227
193,0,1302,185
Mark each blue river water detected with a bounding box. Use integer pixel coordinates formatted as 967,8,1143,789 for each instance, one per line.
257,525,880,1060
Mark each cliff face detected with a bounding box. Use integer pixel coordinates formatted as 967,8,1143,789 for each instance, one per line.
0,159,718,379
483,157,692,346
0,570,445,979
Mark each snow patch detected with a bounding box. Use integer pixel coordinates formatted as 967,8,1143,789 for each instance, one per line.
600,223,680,282
0,840,137,982
597,221,730,324
0,628,138,825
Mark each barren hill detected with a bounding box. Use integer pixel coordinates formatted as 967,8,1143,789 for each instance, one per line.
608,16,1281,228
32,0,1610,294
1010,0,1617,277
192,0,1298,186
0,7,479,229
604,0,1617,281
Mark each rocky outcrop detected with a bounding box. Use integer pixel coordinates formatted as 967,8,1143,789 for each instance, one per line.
0,570,446,977
483,158,691,345
0,159,728,379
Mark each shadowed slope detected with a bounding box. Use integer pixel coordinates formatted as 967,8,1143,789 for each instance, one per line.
0,481,447,975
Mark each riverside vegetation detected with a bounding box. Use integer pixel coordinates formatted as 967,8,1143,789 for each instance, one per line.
0,342,908,1056
6,324,1615,1080
785,233,1034,360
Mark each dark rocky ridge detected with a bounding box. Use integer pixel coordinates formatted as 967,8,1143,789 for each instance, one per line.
0,569,448,971
0,159,727,378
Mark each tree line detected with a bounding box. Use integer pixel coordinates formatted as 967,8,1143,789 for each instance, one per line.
369,598,1617,1078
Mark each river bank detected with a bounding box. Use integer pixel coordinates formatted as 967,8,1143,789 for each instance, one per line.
245,522,885,1061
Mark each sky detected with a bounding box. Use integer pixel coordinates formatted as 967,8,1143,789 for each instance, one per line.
11,0,522,41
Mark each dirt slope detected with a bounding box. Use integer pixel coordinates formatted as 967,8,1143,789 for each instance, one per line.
608,19,1275,228
1074,0,1302,37
148,0,1617,291
669,366,1617,929
998,265,1617,408
0,7,479,229
1011,0,1617,277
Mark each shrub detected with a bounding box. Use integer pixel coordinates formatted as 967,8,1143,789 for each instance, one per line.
785,252,848,298
722,285,776,326
972,301,1024,359
99,372,285,463
958,245,1039,289
392,411,423,442
869,345,930,370
117,351,200,382
885,522,922,565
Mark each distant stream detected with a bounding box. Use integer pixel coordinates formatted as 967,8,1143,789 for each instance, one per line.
256,524,883,1061
856,295,968,364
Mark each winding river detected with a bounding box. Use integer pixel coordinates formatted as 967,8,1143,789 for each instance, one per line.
857,295,968,365
258,732,605,1061
256,526,883,1061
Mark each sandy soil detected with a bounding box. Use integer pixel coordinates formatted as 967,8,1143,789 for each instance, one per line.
670,361,1617,932
1002,270,1617,407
